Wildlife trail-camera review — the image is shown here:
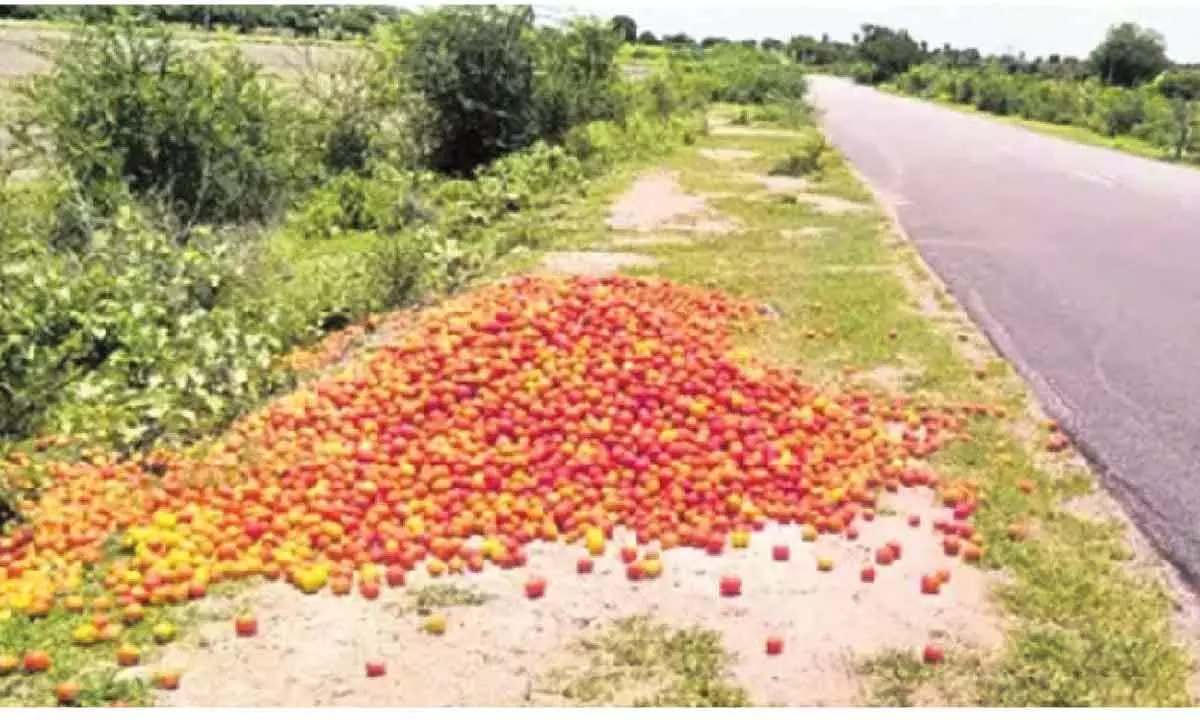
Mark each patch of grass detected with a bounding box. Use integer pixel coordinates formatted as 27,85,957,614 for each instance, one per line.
859,650,934,706
546,615,749,707
0,600,190,707
602,104,1195,706
407,583,492,615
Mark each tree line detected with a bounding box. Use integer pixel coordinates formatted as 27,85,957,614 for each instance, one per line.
0,5,402,38
612,14,1199,161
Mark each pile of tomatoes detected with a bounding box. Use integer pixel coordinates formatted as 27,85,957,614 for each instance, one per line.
1,275,985,617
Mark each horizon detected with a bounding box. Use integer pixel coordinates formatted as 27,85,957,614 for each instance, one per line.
532,3,1200,63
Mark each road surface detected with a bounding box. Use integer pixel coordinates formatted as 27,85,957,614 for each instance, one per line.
807,75,1200,584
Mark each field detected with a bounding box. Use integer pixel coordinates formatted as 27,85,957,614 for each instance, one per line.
0,14,1197,708
0,25,355,79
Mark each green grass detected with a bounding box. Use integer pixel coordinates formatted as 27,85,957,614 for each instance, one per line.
859,650,935,706
882,86,1193,167
564,106,1194,706
0,599,193,707
539,615,749,707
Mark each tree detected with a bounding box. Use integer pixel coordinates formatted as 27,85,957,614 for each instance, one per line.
855,23,924,84
637,30,658,45
1088,22,1169,87
402,6,538,175
611,14,636,43
662,33,694,47
534,20,625,141
761,37,784,53
1156,69,1200,159
701,36,728,48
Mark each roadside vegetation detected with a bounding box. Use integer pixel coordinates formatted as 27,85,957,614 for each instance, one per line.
0,7,718,505
622,14,1200,165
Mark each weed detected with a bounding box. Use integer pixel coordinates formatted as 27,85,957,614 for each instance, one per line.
547,616,749,707
769,136,828,177
408,584,492,615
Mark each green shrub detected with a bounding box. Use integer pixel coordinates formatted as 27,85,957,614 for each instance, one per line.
286,168,434,239
11,21,301,234
893,63,1191,161
1090,86,1147,136
401,6,538,175
297,43,416,178
751,100,813,128
0,201,291,450
770,135,827,177
533,19,628,142
702,43,807,103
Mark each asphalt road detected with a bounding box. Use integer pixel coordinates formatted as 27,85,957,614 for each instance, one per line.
807,75,1200,584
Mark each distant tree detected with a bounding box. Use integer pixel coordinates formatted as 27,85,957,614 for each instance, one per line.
738,38,756,48
701,36,728,48
662,32,694,47
855,23,924,83
761,37,784,53
637,30,659,45
1088,22,1170,87
1156,69,1200,158
611,14,636,43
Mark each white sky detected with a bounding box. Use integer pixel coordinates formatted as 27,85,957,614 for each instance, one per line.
540,2,1200,62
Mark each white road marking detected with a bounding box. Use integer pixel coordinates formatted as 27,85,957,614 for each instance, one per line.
1070,170,1116,187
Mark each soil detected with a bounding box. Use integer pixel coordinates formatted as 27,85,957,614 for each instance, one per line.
607,169,739,235
152,488,1001,707
710,126,805,139
538,251,659,276
610,233,696,249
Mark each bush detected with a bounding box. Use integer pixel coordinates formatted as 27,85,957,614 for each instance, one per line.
533,19,628,142
401,6,538,175
295,42,416,178
702,43,807,103
770,134,827,177
892,62,1192,161
11,21,301,235
1090,86,1147,136
0,201,291,450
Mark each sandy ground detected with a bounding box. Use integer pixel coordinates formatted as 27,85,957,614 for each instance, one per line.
538,251,659,276
152,488,1001,707
607,170,739,235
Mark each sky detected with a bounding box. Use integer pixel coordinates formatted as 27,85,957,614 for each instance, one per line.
537,2,1200,62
